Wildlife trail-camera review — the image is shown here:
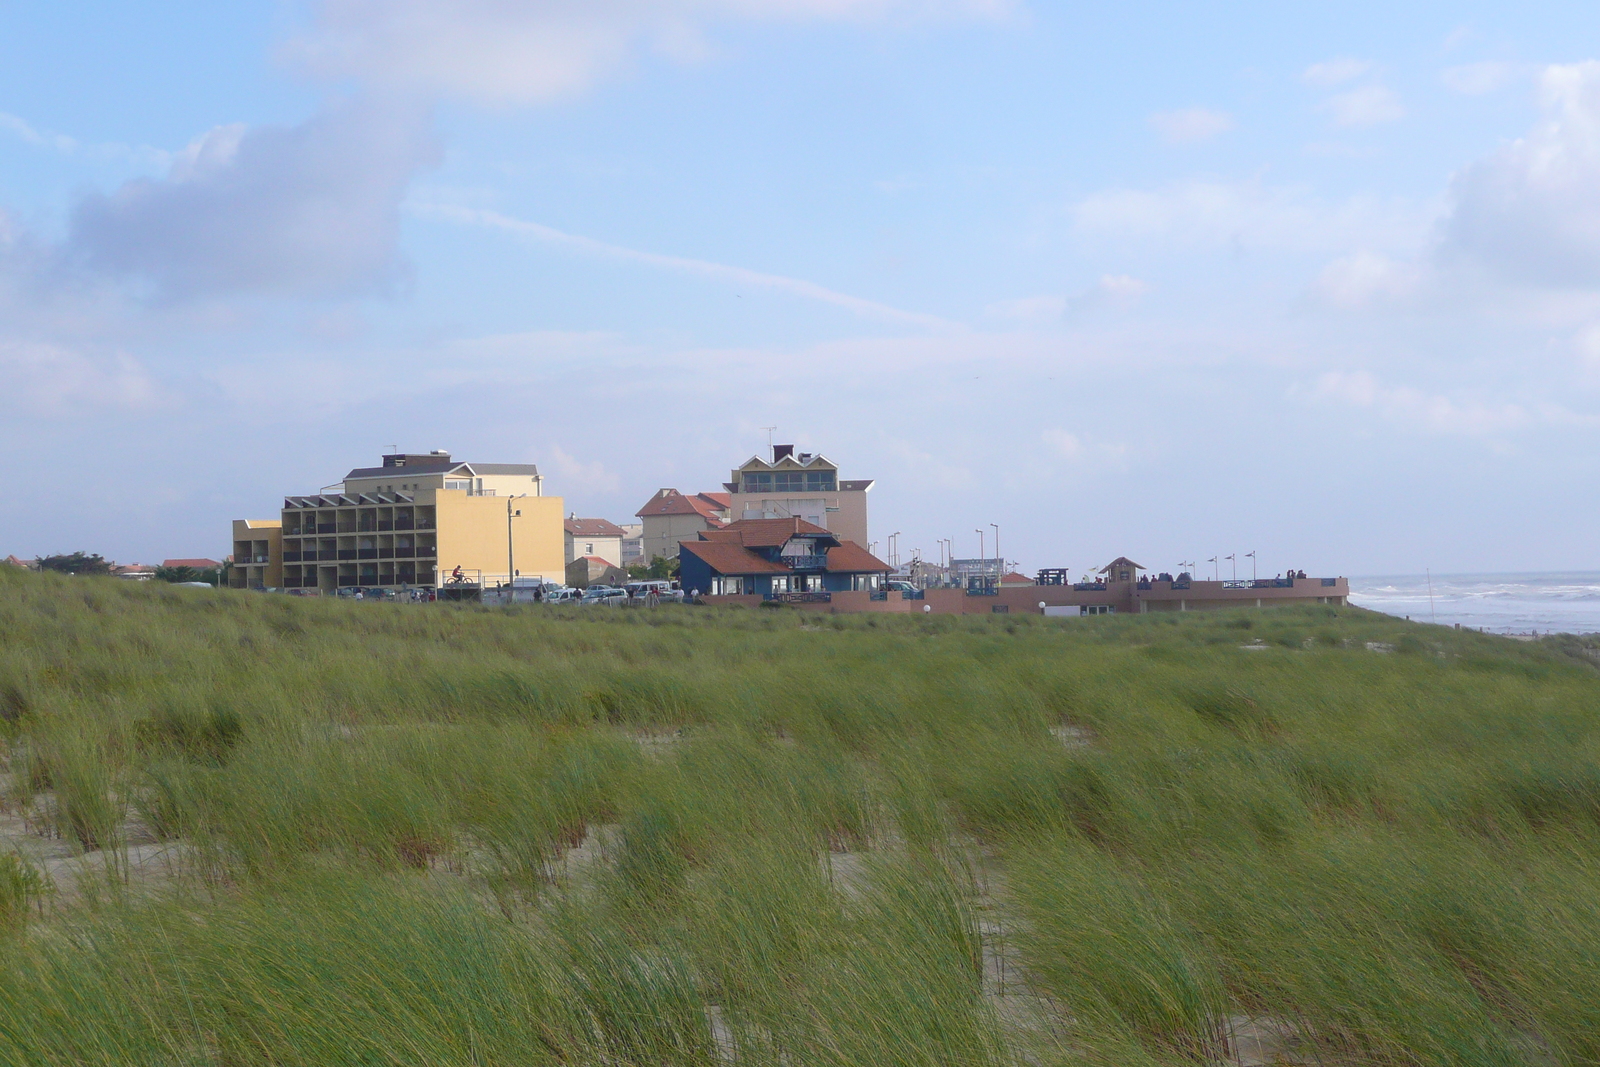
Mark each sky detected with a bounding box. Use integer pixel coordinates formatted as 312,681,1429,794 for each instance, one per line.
4,1,1600,578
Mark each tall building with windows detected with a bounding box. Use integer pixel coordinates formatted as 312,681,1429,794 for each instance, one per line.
725,445,872,548
232,452,564,592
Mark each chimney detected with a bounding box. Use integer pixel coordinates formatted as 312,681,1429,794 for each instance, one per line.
773,443,795,462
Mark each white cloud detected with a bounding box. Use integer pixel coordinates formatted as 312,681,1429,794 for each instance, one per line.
1313,251,1421,308
1438,62,1600,288
67,100,438,301
1303,57,1371,87
1305,370,1595,435
1441,61,1516,96
1042,428,1126,464
985,294,1065,323
1149,107,1234,144
1072,179,1428,254
416,201,956,329
0,342,160,414
290,0,1012,104
545,445,622,494
1325,85,1404,127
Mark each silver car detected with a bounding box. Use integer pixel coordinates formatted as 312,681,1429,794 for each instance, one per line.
579,586,627,606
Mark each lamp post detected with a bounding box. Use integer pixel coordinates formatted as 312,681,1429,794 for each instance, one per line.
1226,553,1236,582
990,523,1000,582
975,529,984,581
1246,550,1257,581
889,531,901,570
506,495,525,592
1208,556,1218,582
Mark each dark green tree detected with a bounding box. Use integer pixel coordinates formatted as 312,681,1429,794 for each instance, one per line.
36,552,110,576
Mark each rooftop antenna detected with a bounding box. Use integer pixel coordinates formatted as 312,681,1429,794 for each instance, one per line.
761,426,777,462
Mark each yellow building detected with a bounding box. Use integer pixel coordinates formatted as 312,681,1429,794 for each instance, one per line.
230,519,283,590
235,451,564,593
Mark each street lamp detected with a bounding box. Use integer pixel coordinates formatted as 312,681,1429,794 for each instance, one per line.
990,523,1000,580
1226,553,1236,581
506,495,525,592
1246,550,1257,581
890,531,902,569
975,529,984,579
1207,556,1218,582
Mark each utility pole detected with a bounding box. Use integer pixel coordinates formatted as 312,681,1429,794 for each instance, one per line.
975,529,985,581
506,495,524,592
991,523,1000,580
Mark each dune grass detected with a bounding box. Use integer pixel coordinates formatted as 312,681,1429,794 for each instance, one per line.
1,565,1598,1064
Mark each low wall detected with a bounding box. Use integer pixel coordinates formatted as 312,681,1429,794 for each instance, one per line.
701,578,1348,617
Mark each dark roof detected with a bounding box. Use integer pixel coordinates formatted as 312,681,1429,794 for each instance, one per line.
565,517,627,538
702,517,833,548
461,463,540,477
839,479,875,492
823,542,891,573
342,461,539,481
679,540,791,575
345,460,462,480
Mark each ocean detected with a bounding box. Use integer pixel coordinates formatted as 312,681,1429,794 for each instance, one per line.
1348,573,1600,635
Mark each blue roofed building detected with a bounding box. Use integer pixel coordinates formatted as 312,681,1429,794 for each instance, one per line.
678,518,890,599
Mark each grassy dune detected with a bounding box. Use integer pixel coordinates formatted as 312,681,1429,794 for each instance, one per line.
1,566,1599,1065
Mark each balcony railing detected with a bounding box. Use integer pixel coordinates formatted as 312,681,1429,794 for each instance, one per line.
358,549,378,560
379,548,394,559
378,521,393,531
254,555,270,564
283,552,301,563
337,549,357,561
767,591,831,604
1321,577,1338,587
782,554,829,571
415,547,436,558
394,519,414,531
965,587,999,596
283,577,302,588
317,524,336,534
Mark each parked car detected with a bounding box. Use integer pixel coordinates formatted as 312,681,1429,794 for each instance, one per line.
543,586,580,604
580,586,628,606
625,580,683,603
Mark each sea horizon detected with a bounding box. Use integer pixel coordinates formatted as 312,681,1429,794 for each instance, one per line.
1347,571,1600,635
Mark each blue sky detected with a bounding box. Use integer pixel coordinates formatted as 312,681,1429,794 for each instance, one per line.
4,1,1600,576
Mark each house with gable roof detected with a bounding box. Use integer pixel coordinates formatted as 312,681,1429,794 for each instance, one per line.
634,488,731,562
725,445,873,548
677,517,890,598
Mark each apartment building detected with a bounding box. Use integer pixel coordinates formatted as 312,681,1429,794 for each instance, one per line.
634,488,731,561
725,445,872,548
234,452,564,593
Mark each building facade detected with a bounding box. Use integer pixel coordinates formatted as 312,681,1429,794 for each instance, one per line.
229,524,281,590
678,518,890,598
634,489,731,561
235,452,564,593
563,517,627,567
724,445,872,548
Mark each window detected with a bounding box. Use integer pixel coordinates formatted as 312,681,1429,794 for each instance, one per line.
741,472,772,494
712,576,744,595
585,543,594,555
445,479,470,491
774,471,803,492
770,576,790,593
804,471,836,492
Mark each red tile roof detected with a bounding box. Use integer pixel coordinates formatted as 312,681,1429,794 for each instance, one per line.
635,488,729,523
823,541,891,573
679,540,791,575
698,492,730,508
564,517,627,538
1000,571,1034,585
